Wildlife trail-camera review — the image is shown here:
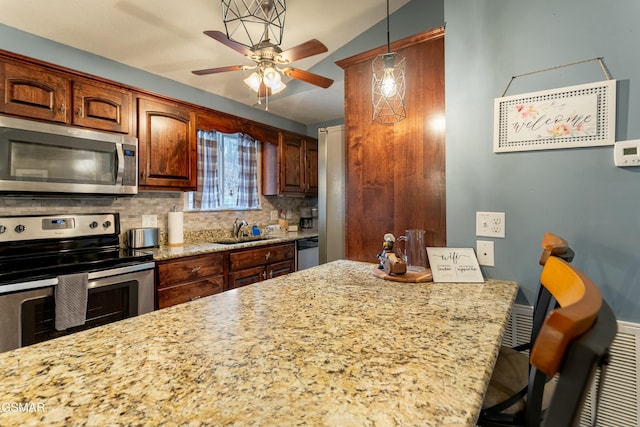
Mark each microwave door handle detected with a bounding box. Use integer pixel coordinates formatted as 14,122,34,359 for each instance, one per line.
115,143,125,185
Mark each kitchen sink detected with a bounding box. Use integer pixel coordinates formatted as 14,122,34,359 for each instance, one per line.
214,236,275,244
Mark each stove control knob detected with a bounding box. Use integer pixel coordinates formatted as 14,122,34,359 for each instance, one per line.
103,220,112,229
14,224,26,233
0,225,6,234
89,221,98,229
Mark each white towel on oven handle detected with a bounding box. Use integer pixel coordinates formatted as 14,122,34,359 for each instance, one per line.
55,272,88,331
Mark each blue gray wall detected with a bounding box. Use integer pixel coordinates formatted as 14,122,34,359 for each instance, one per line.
445,0,640,322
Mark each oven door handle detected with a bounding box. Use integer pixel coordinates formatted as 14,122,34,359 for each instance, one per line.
0,262,156,295
87,262,155,281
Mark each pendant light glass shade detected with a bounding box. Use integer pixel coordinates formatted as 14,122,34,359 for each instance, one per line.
372,52,406,123
221,0,286,48
372,0,406,124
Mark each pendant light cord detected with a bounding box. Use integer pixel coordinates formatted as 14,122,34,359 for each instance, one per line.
386,0,391,54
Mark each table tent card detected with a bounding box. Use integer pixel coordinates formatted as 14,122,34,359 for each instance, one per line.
427,247,485,283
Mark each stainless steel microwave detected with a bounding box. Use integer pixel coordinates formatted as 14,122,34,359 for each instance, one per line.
0,116,138,195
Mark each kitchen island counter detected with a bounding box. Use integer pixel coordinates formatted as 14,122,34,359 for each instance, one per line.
0,260,517,426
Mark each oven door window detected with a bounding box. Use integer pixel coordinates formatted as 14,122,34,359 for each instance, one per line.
21,281,138,347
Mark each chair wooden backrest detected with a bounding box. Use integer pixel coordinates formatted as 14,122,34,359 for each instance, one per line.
526,256,616,427
530,233,576,349
538,232,574,266
530,256,603,377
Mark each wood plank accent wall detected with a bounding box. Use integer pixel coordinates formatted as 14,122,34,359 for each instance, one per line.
336,27,446,263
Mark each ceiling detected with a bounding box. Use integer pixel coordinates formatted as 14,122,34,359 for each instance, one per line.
0,0,410,125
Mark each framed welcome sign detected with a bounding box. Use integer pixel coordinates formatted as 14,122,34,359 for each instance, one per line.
493,80,616,152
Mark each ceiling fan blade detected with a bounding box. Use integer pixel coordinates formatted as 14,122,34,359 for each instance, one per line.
203,30,253,57
278,39,328,63
284,68,334,89
192,65,244,75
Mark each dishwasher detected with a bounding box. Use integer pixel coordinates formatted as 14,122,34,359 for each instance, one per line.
296,237,319,270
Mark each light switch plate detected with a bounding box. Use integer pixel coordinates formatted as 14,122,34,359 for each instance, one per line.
270,210,279,221
477,240,495,267
476,212,506,238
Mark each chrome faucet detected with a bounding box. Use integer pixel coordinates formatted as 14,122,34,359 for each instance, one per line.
232,218,248,238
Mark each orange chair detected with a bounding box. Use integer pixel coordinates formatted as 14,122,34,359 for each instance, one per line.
478,248,617,426
481,233,575,420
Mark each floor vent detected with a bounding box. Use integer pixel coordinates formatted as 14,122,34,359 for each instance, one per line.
502,304,640,427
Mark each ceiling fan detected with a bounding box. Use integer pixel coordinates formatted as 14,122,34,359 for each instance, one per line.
192,5,334,99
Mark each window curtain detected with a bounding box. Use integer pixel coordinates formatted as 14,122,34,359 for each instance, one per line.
236,133,259,209
194,129,220,209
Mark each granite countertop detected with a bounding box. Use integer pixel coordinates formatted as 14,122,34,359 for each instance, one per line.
148,230,318,261
0,260,518,427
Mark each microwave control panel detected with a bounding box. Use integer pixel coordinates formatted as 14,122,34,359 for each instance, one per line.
614,140,640,167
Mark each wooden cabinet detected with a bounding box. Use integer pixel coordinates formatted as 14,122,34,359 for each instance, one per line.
281,133,304,193
72,79,131,133
0,60,70,123
156,252,225,309
137,96,197,191
305,138,319,194
262,131,318,196
228,242,296,289
0,59,132,133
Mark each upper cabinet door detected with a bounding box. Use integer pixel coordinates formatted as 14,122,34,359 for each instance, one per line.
72,80,132,133
262,131,319,196
0,61,70,123
137,97,197,191
280,132,305,193
304,138,318,195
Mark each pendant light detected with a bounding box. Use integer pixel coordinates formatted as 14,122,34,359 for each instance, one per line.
372,0,406,124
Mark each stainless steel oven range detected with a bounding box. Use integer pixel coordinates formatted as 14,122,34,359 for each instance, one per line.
0,213,155,353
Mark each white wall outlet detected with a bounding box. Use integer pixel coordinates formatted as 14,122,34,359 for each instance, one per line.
142,215,157,227
476,211,506,238
270,210,279,221
477,240,495,267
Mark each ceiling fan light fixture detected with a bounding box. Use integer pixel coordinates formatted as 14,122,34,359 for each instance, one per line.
269,80,286,95
222,0,286,49
244,72,262,92
372,0,406,124
262,66,282,87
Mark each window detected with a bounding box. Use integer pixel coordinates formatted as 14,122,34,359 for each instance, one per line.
187,130,260,210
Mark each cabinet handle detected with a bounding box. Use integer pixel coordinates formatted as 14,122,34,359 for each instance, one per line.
191,266,201,273
270,270,274,279
190,295,201,301
76,107,83,117
59,104,65,114
262,271,267,279
265,251,271,261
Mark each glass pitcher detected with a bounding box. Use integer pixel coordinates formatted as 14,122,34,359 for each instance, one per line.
397,229,428,272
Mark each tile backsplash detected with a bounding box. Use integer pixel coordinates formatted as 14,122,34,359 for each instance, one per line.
0,192,316,244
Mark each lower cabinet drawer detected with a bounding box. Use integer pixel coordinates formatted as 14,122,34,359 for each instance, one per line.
229,243,295,270
157,253,224,289
157,277,224,309
228,266,265,290
268,259,296,279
